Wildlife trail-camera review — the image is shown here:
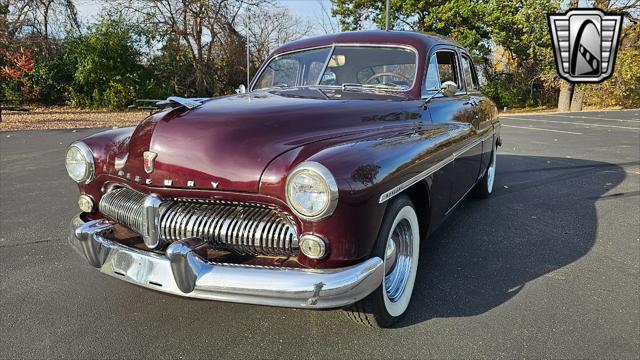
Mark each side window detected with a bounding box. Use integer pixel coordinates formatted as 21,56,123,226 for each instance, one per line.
423,55,440,93
438,52,459,85
461,55,480,91
256,58,299,89
422,50,460,97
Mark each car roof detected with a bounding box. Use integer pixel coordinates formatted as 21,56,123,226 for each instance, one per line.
271,30,460,57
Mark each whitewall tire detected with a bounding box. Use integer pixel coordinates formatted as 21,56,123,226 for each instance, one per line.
344,194,420,328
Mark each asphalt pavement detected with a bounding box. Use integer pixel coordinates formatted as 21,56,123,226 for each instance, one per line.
1,110,639,358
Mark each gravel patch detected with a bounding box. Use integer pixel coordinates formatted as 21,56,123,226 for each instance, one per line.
0,107,150,131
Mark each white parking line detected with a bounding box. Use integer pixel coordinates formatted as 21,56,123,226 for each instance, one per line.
546,114,640,123
503,125,583,135
500,117,640,130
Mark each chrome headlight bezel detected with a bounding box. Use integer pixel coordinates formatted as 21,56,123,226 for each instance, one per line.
285,161,338,222
65,141,95,184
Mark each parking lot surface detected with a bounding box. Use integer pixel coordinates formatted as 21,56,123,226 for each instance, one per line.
1,110,638,358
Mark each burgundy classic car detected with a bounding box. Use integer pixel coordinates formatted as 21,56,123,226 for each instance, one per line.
67,31,500,328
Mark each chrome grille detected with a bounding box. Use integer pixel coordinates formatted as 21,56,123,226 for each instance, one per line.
99,187,147,235
98,187,298,256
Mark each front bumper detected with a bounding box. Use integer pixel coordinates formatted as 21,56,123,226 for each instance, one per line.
70,214,383,308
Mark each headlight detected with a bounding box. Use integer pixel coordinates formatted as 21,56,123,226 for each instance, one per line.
65,142,95,184
286,161,338,221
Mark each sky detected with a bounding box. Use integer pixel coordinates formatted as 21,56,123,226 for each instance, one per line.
75,0,342,35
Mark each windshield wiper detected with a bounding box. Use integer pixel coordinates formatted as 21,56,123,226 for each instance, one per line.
259,84,290,91
340,83,408,92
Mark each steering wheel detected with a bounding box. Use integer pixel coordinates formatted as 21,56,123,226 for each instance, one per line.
364,72,412,85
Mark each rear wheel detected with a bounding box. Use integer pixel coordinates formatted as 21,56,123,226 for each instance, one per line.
344,194,420,328
472,141,497,198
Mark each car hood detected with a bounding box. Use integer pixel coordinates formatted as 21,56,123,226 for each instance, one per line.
121,88,425,193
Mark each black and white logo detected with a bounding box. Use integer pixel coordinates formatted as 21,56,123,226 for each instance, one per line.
548,8,623,83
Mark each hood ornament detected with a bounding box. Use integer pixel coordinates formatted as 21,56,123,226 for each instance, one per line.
156,96,208,109
143,151,157,174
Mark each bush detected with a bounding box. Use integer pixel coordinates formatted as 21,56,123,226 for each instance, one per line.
29,54,74,105
64,17,149,109
103,77,138,109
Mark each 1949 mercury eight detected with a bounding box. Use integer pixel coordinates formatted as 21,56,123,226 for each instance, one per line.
67,31,500,328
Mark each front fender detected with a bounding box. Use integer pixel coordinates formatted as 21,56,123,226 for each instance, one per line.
259,122,464,268
74,127,135,204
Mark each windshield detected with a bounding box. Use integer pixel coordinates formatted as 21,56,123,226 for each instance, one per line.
253,46,417,91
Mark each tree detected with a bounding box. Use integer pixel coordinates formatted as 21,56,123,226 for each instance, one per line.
0,47,37,99
582,22,640,108
64,16,148,108
4,0,80,55
110,0,268,96
332,0,491,58
557,0,640,112
484,0,559,108
331,0,559,108
239,5,313,70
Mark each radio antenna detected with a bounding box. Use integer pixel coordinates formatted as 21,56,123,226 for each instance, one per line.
385,0,390,30
246,37,250,87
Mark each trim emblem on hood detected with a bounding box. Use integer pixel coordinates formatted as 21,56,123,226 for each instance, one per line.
143,151,157,174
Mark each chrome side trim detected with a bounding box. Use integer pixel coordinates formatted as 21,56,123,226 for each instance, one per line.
378,131,494,203
70,214,383,309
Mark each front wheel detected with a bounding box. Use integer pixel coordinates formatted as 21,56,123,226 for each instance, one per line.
344,194,420,328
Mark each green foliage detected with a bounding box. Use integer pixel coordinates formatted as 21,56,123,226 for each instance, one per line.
332,0,565,109
482,73,554,109
4,1,638,110
332,0,491,57
486,0,558,62
29,54,74,105
62,17,152,109
146,36,195,97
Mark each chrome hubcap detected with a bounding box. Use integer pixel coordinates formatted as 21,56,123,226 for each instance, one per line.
487,149,496,193
384,238,397,275
384,218,414,303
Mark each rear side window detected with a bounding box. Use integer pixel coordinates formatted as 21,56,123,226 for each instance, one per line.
461,55,480,91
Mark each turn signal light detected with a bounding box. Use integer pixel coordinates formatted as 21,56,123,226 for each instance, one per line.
299,234,327,259
78,195,95,213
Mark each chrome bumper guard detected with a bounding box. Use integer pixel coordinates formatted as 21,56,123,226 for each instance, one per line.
70,214,383,309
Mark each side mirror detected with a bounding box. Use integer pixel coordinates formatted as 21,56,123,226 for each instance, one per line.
236,84,247,94
440,81,457,97
422,80,459,107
